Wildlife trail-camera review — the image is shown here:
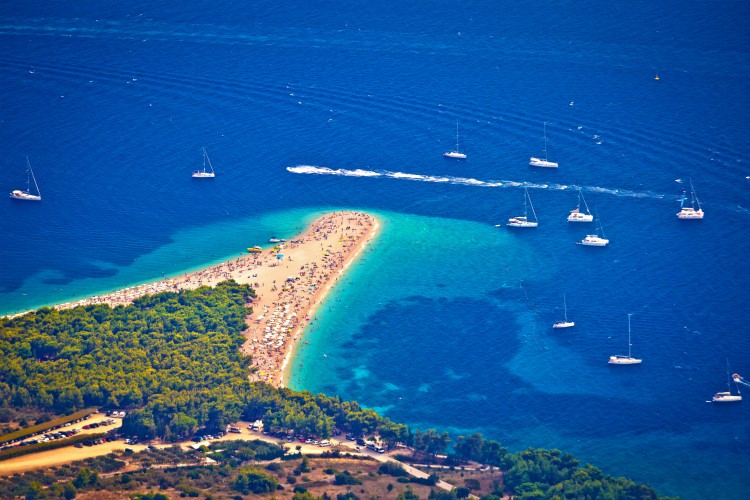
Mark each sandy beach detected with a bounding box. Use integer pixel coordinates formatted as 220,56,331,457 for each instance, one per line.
53,211,379,387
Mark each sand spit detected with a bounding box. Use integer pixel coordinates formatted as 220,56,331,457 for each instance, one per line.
52,211,379,387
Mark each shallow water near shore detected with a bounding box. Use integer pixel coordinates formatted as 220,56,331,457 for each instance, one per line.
2,1,749,497
291,211,750,499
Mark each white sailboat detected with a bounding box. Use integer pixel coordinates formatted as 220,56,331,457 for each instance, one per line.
192,147,216,178
578,214,609,246
507,188,538,228
443,122,467,159
712,360,742,403
529,122,558,168
609,313,642,365
552,294,575,329
10,157,42,201
567,188,594,222
677,178,703,219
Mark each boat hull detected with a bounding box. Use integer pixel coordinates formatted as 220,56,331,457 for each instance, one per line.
677,208,704,219
568,213,594,222
10,190,41,201
192,172,215,178
507,219,538,228
579,236,609,246
608,356,642,365
712,392,741,403
529,157,558,168
552,321,575,329
443,151,467,159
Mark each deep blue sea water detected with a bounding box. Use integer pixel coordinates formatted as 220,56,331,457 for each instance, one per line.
1,2,749,497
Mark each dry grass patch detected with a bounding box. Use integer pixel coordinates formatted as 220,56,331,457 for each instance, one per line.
262,456,445,499
417,465,505,497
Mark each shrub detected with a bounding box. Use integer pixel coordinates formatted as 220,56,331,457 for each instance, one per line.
334,471,362,485
337,493,359,500
455,486,470,498
464,478,480,491
231,467,278,494
378,462,408,477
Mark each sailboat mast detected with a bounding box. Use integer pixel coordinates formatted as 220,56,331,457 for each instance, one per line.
30,163,40,197
455,122,460,151
526,189,537,221
563,294,568,322
627,313,632,357
597,213,606,238
542,122,548,160
726,359,732,392
25,157,31,193
690,178,701,209
581,189,590,214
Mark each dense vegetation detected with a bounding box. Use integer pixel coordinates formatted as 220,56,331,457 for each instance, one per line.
0,282,410,442
0,281,673,498
0,280,253,415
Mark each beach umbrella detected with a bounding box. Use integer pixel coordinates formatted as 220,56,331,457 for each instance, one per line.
276,254,284,260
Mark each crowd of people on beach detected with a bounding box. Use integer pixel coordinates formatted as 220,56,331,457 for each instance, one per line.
246,212,377,385
54,212,379,387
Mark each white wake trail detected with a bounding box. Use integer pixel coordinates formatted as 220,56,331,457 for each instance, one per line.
287,164,674,200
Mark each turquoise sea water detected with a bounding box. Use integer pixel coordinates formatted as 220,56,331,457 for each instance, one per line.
1,1,749,497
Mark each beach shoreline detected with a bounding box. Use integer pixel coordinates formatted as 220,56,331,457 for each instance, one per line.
40,211,379,387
